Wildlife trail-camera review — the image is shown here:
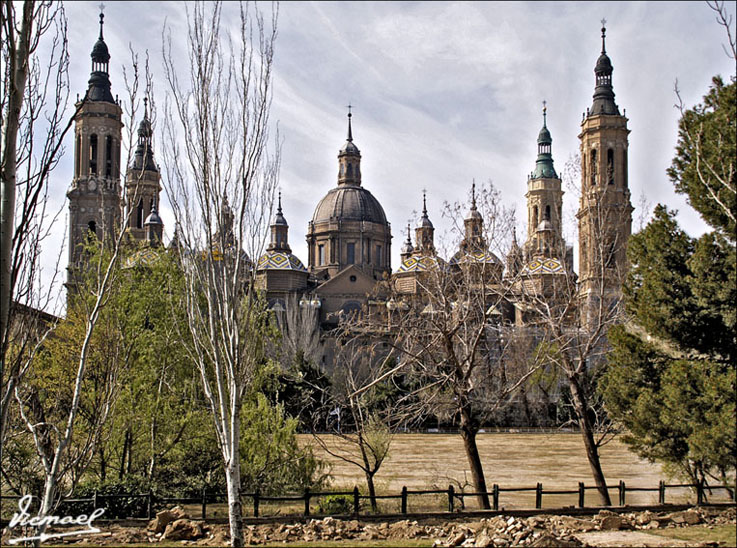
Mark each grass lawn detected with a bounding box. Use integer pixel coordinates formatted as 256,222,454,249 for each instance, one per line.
648,524,737,546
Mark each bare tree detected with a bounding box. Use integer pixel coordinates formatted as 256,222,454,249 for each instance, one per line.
311,340,397,512
161,2,279,546
363,182,544,510
0,1,79,481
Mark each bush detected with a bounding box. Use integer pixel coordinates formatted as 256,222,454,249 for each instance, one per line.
317,494,353,515
60,477,151,519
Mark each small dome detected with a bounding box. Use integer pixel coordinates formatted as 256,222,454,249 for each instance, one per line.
138,117,152,139
91,38,110,64
256,251,307,272
339,140,360,157
144,209,163,226
312,186,387,225
595,52,612,73
537,125,552,144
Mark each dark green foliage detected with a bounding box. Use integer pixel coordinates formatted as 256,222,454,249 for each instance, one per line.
668,77,736,237
603,75,737,488
60,477,151,519
317,494,353,515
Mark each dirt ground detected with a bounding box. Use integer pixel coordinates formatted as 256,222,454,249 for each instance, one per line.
5,505,734,547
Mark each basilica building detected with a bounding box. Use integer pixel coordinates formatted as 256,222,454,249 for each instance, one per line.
66,15,632,368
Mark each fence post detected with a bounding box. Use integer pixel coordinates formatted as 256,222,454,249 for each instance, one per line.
201,487,207,520
619,480,625,506
696,479,704,506
353,487,360,516
535,483,542,510
253,489,260,518
492,484,499,511
401,486,407,514
147,490,153,520
304,487,311,516
658,480,665,505
578,482,585,508
448,485,454,513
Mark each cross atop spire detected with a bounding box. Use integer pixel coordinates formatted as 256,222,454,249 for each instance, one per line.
542,100,547,126
98,3,105,39
600,18,607,53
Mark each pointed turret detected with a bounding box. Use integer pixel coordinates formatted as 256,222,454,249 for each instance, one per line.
144,199,164,245
589,23,619,116
268,191,291,252
415,191,435,253
400,223,414,262
337,107,362,186
132,98,157,172
461,182,485,251
531,103,557,179
87,8,115,103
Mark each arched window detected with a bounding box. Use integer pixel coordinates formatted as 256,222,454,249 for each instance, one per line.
136,199,144,229
532,205,538,227
607,148,614,185
347,242,355,264
89,134,98,175
545,205,551,221
105,136,113,177
76,134,82,177
87,220,98,239
590,149,597,185
347,163,353,178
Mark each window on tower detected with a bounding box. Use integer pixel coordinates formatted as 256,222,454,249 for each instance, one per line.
76,134,82,177
105,136,113,177
590,149,597,185
137,199,144,229
533,205,538,227
376,245,382,267
89,134,98,175
347,242,355,264
545,205,551,221
607,148,614,185
347,163,353,178
318,244,325,265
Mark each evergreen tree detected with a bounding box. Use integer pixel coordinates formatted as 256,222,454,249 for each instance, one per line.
601,78,736,492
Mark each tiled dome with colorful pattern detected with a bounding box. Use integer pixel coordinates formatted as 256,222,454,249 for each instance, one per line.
396,255,446,273
123,247,161,268
520,257,566,275
256,251,307,272
450,249,502,266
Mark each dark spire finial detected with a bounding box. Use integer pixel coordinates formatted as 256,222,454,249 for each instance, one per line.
600,18,607,53
542,100,547,127
143,97,149,120
422,189,428,216
99,3,105,39
346,104,353,142
471,180,477,210
277,189,282,214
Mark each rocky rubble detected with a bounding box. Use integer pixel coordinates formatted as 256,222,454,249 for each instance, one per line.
17,505,733,545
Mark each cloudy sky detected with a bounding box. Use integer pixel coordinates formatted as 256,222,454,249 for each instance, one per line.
44,1,735,298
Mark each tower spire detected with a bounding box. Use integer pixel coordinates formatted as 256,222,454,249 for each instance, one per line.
589,21,619,116
87,2,114,102
601,18,607,53
347,104,353,142
532,103,556,179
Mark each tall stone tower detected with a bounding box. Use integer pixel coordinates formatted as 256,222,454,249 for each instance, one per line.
524,105,566,264
67,11,122,278
125,99,161,242
576,24,633,322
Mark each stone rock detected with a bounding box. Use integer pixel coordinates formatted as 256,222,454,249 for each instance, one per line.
449,531,467,546
668,509,702,525
530,533,562,547
558,516,596,532
475,530,493,548
147,506,188,534
163,518,205,541
599,514,624,530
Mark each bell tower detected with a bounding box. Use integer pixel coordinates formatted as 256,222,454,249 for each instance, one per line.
67,7,123,283
576,23,633,321
125,98,161,241
524,103,565,262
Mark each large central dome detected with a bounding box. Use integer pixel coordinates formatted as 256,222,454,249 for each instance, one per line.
312,185,387,225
